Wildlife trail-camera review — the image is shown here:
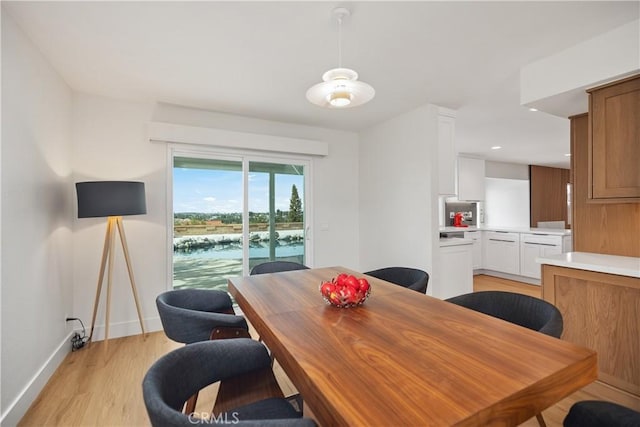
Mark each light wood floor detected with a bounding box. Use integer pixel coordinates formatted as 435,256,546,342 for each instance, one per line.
18,275,622,426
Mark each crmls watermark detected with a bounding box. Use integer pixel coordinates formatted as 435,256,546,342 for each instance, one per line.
188,412,240,425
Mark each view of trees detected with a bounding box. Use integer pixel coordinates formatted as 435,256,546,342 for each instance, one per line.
175,184,304,225
288,184,303,223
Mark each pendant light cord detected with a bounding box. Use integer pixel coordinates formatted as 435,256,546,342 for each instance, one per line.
337,14,343,68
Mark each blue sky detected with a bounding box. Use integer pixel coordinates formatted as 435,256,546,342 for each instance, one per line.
173,168,304,213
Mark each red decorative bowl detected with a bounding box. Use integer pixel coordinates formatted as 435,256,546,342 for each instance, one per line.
319,274,371,308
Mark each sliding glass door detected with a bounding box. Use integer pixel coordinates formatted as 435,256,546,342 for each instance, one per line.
171,151,309,292
247,161,306,272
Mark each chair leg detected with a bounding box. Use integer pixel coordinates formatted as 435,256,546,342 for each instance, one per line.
286,393,304,414
184,391,199,414
536,412,547,427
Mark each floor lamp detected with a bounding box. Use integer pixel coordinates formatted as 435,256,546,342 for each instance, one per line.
76,181,147,342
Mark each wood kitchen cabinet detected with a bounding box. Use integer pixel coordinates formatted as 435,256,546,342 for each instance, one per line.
542,264,640,408
529,165,569,228
571,113,640,257
587,74,640,202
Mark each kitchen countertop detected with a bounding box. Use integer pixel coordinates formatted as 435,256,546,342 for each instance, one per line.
439,237,473,247
440,226,571,236
536,252,640,278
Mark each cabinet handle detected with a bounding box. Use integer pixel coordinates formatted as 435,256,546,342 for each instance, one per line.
489,238,516,243
524,242,557,247
532,233,550,236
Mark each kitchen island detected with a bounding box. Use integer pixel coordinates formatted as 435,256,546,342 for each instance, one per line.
538,252,640,410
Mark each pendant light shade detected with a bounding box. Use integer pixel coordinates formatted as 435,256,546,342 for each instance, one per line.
306,68,375,108
306,8,375,109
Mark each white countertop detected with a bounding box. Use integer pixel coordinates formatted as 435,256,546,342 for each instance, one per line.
439,237,473,247
440,226,571,236
536,252,640,278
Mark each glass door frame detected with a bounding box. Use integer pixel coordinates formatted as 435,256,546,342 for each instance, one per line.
166,145,314,291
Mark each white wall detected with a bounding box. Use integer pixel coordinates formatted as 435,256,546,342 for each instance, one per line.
521,19,640,117
484,178,530,228
71,94,166,340
71,99,361,340
1,11,74,425
358,105,436,282
485,160,529,180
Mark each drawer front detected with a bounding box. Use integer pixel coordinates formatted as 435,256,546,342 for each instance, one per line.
485,231,519,243
521,233,562,246
464,230,481,241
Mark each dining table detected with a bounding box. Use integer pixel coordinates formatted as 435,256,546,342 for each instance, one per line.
228,266,597,426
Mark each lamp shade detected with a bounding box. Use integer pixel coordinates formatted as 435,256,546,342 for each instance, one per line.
306,68,375,108
76,181,146,218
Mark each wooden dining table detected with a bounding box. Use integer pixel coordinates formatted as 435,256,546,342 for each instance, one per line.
228,266,597,426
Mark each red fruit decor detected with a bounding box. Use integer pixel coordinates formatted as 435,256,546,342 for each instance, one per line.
320,274,371,308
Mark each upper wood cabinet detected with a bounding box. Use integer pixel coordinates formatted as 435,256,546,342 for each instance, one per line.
529,165,569,228
570,113,640,257
588,74,640,202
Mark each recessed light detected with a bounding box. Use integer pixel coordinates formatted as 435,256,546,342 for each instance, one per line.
491,146,502,150
564,153,571,157
528,107,538,112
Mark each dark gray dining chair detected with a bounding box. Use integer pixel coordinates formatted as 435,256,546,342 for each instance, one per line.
445,291,563,338
564,400,640,427
156,289,250,412
156,289,249,344
143,339,316,427
364,267,429,294
445,290,563,426
250,261,309,275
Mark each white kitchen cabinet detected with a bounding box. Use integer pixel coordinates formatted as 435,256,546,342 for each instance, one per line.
520,233,568,279
484,231,520,275
438,241,473,299
464,230,483,270
437,108,457,195
458,157,485,201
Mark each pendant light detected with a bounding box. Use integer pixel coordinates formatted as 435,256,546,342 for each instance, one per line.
306,7,375,108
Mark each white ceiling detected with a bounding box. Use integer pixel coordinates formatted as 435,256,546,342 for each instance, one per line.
4,1,638,168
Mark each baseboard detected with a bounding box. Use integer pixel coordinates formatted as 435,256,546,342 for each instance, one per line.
0,331,73,426
88,315,163,342
475,269,541,286
582,380,640,411
1,316,164,425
